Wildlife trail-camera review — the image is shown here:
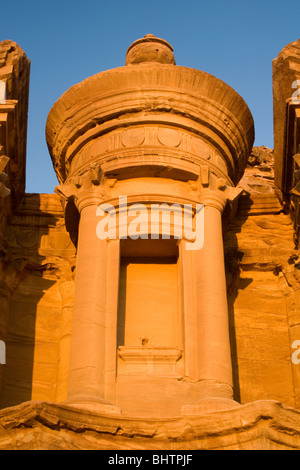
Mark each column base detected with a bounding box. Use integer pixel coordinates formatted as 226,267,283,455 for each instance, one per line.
63,396,122,415
181,397,241,415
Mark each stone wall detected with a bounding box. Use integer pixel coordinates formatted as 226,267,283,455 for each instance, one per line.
0,194,75,408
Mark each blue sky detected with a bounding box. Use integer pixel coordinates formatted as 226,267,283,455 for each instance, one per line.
1,0,299,193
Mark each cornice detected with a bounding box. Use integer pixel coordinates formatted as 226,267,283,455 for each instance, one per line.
46,64,254,186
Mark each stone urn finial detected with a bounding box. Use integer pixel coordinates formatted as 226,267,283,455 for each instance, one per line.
125,34,176,65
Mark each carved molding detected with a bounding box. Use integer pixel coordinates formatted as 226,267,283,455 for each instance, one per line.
55,164,107,212
46,65,254,185
117,347,182,376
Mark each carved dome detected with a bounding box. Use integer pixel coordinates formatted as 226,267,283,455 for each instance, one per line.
46,36,254,186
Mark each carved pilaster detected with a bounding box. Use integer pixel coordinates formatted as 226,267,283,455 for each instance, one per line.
55,261,75,403
181,186,240,414
56,165,121,412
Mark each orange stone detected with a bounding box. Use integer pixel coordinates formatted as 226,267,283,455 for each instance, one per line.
0,35,299,450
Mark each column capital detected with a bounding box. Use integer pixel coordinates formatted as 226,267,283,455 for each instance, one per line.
199,189,228,212
55,183,107,213
75,188,106,213
199,183,244,213
55,164,111,214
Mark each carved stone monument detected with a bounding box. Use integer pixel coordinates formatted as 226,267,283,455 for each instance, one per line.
0,35,299,450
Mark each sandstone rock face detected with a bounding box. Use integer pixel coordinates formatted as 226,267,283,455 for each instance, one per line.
0,37,300,450
240,146,275,195
225,147,297,408
0,400,300,450
0,40,30,205
1,194,75,408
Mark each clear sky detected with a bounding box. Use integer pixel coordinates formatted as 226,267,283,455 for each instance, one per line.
1,0,299,193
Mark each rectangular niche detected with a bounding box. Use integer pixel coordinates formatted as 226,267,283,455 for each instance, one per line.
117,238,182,376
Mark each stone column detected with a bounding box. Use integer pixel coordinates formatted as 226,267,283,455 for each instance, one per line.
181,189,238,413
67,192,120,413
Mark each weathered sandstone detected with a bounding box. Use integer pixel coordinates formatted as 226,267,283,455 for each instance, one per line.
0,35,299,450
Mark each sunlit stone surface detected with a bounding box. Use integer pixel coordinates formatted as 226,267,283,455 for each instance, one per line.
0,35,299,450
